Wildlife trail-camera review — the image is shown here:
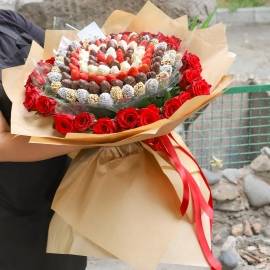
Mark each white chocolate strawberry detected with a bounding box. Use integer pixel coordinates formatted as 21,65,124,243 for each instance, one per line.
89,44,99,52
120,61,131,71
88,65,98,74
110,65,120,74
118,40,128,51
97,64,111,75
105,47,117,59
128,41,137,50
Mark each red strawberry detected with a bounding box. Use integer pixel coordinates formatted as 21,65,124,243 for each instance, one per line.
106,74,117,83
138,64,150,73
97,51,106,63
94,75,106,84
71,52,79,59
128,67,139,77
140,40,148,47
88,73,96,81
69,63,79,71
144,52,153,59
70,57,79,67
117,71,127,81
116,49,124,63
106,55,114,66
71,69,80,81
80,72,89,81
146,43,155,52
142,58,151,66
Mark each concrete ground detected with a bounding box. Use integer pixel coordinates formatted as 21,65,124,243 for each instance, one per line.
226,23,270,83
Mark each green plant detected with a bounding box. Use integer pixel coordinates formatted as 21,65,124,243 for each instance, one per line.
218,0,266,11
188,8,217,30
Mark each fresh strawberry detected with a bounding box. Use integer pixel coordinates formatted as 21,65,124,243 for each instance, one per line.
97,51,106,63
88,73,96,81
106,55,114,66
71,69,80,81
71,51,79,59
69,63,79,71
116,48,124,63
138,64,150,73
106,74,117,83
146,43,155,52
94,75,107,84
140,40,149,47
142,58,151,66
128,67,139,77
144,52,153,59
117,71,127,81
80,72,89,81
70,57,79,67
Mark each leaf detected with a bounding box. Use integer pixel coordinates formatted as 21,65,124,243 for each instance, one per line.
189,16,200,30
200,8,217,29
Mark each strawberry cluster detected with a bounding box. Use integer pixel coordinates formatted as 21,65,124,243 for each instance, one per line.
23,32,211,135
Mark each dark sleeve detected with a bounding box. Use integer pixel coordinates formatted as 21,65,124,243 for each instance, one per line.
0,10,45,47
14,11,45,47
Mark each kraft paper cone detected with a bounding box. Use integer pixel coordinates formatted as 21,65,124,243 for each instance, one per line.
48,134,210,270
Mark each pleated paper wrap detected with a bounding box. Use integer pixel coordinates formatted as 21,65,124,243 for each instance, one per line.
2,2,235,270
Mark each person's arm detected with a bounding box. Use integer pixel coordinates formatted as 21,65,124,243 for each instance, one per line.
0,111,87,162
1,10,45,46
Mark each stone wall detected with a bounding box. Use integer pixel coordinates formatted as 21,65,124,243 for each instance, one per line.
13,0,216,29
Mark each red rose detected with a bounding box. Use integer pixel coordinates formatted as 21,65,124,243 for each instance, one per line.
30,70,46,86
23,86,40,111
38,61,52,74
157,33,181,50
167,36,181,50
139,104,160,126
74,112,95,132
163,97,181,118
179,68,201,89
35,96,57,116
116,108,139,130
178,91,192,104
92,118,117,134
181,52,202,72
147,104,160,115
25,76,33,87
188,79,211,97
45,57,55,65
54,114,74,135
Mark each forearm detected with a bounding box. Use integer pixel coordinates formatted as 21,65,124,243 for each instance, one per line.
0,132,84,162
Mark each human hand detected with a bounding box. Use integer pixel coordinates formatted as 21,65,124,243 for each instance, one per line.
0,111,10,132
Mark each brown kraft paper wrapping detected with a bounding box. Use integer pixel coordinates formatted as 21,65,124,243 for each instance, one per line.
48,133,211,270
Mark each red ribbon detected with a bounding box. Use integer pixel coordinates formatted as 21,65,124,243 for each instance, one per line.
145,133,221,270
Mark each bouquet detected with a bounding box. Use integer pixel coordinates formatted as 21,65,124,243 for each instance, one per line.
2,2,235,270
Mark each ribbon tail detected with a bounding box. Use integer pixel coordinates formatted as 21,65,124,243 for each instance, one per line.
169,133,214,239
147,135,221,270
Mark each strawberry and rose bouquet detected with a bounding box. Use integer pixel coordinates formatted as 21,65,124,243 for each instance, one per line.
3,2,235,270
